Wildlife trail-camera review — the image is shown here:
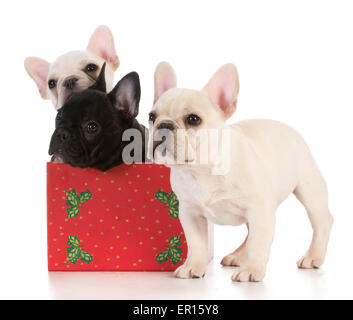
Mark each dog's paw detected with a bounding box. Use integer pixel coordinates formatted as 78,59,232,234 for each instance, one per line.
231,265,266,282
297,254,323,269
221,251,246,267
174,262,206,279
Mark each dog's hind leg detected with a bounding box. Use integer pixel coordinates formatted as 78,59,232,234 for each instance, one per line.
294,161,333,269
221,224,249,267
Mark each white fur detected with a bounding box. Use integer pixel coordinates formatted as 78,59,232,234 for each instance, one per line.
24,25,119,110
149,62,333,282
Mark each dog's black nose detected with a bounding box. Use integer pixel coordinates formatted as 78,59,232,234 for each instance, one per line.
63,77,78,90
157,121,175,131
57,128,71,143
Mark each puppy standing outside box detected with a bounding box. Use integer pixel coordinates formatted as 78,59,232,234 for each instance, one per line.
148,62,333,282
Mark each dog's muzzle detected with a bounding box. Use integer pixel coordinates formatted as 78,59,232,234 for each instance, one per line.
152,121,176,156
157,121,175,131
48,127,71,158
63,77,78,90
56,128,71,143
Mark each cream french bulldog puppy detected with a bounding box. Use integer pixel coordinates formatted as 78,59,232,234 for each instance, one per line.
24,25,119,109
148,62,333,282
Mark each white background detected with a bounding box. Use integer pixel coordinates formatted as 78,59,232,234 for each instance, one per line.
0,0,352,299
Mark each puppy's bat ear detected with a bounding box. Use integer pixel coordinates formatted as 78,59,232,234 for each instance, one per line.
109,72,141,119
89,63,107,92
154,62,177,104
203,64,240,119
87,25,120,70
24,57,50,99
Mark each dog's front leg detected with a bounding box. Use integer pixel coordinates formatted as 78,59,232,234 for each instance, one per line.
231,204,276,282
174,207,209,279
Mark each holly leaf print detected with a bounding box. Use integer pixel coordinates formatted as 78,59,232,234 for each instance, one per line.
66,206,79,218
80,251,93,264
66,189,80,207
67,235,80,247
65,188,92,218
155,190,179,218
168,206,179,218
67,246,81,264
155,190,168,203
168,246,182,265
66,235,93,265
155,251,169,264
167,191,179,208
79,190,92,204
169,235,182,247
155,235,183,265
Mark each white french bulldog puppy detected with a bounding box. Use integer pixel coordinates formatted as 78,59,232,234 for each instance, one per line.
148,62,333,282
24,25,119,109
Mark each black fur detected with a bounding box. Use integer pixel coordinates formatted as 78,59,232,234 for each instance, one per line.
49,63,146,171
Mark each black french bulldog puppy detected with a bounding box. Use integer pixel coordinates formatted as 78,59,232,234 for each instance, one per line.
49,63,146,171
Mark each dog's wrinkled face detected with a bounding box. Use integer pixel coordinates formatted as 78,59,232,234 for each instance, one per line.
148,62,239,166
49,64,142,171
25,25,119,110
46,51,115,108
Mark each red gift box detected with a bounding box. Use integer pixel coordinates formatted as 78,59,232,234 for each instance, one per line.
47,162,213,271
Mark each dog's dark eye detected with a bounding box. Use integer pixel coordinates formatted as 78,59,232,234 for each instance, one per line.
87,121,99,134
149,113,156,123
48,79,57,89
86,64,98,72
186,114,201,126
